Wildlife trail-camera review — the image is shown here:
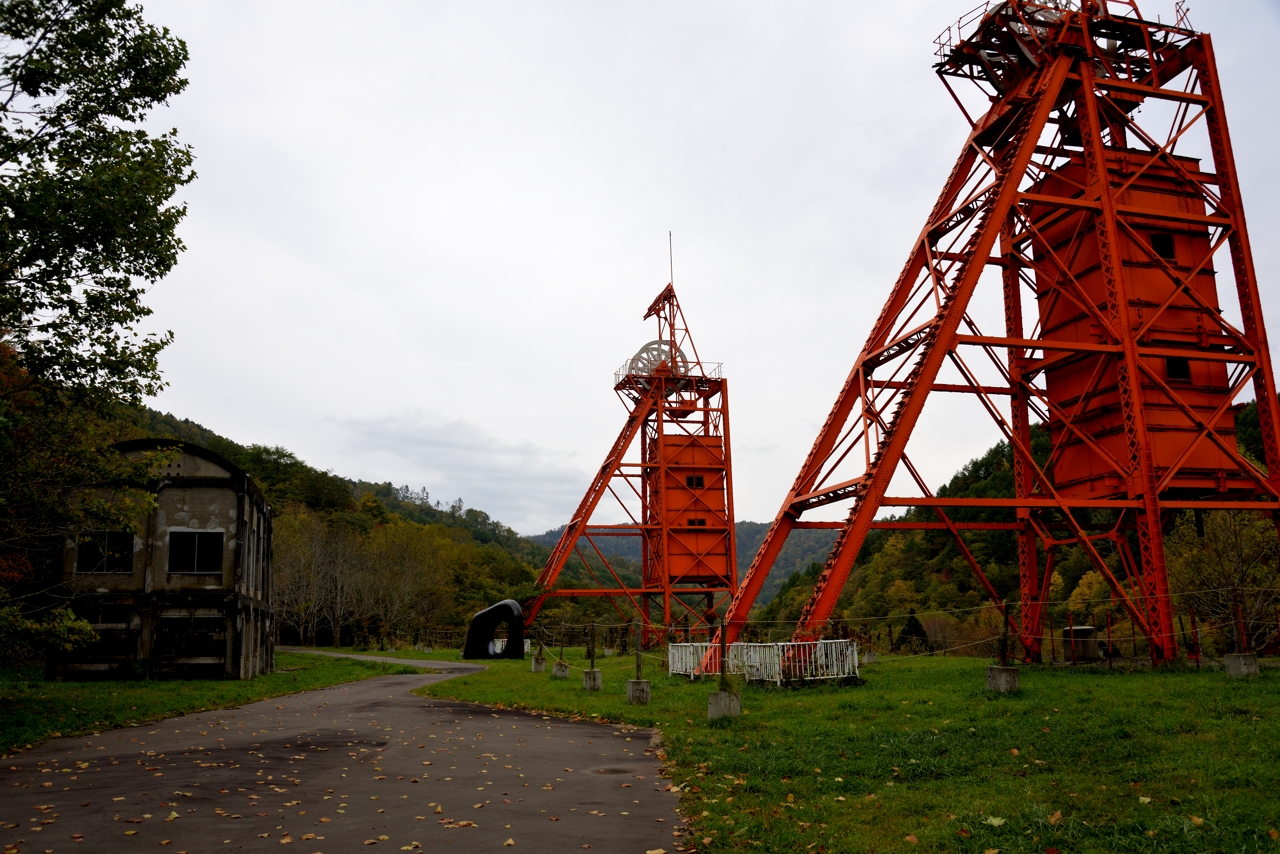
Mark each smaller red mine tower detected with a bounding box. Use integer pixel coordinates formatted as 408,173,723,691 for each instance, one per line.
525,285,737,642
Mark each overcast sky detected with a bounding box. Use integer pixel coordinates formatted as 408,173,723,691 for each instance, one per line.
137,1,1280,536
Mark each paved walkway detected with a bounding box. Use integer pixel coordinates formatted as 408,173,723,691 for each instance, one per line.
1,653,684,854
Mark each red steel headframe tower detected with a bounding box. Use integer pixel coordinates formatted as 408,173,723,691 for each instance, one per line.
526,285,738,641
718,0,1280,662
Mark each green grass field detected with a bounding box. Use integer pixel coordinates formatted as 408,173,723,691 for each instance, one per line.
292,644,466,662
418,650,1280,854
0,651,418,756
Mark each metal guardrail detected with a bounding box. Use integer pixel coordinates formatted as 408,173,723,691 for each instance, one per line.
934,1,994,58
668,640,859,684
614,361,724,386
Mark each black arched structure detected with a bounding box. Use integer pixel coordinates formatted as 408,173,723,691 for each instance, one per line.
463,599,526,660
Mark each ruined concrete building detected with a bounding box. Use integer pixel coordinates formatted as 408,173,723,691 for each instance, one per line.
53,439,274,680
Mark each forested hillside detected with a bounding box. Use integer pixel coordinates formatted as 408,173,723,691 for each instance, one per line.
753,404,1276,655
136,402,1277,655
528,523,836,608
135,409,546,645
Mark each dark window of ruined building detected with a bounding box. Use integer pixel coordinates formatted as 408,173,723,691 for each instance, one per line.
1150,232,1176,261
76,532,134,573
1166,356,1192,383
168,530,225,574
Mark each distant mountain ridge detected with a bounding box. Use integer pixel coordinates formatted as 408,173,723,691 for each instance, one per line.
526,522,836,608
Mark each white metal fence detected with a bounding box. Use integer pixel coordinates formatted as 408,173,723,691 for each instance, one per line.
668,640,859,684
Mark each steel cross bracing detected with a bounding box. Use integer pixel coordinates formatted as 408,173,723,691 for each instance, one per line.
526,286,738,644
717,0,1280,663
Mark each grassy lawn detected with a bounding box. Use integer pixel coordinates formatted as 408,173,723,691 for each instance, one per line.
0,651,418,756
293,645,467,662
418,650,1280,854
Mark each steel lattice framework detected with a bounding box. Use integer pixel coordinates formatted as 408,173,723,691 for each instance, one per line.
526,286,738,642
718,0,1280,662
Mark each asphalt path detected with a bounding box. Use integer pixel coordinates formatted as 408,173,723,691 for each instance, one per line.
1,652,685,854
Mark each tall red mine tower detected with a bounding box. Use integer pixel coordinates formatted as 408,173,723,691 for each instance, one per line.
719,0,1280,662
526,285,737,642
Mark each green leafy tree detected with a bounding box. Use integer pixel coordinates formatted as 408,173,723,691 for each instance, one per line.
1166,510,1280,652
0,0,193,401
0,0,191,656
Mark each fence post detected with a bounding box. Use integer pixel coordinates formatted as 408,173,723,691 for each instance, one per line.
1190,609,1201,668
1236,602,1248,653
1067,610,1076,664
719,621,729,692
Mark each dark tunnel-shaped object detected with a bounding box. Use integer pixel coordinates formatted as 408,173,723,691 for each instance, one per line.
463,599,526,660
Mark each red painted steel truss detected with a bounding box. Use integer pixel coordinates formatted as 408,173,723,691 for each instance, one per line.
719,0,1280,663
526,285,738,642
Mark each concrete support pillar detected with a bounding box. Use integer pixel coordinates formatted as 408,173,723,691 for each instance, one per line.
1224,653,1259,678
708,691,740,719
627,679,651,704
986,665,1020,693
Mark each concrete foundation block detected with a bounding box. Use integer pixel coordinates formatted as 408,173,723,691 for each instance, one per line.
531,656,545,673
986,665,1020,693
708,691,741,720
1062,626,1101,661
627,679,651,705
1224,652,1259,678
583,669,602,691
552,660,569,679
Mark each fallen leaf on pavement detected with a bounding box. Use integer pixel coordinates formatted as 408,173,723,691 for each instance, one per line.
503,840,514,847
